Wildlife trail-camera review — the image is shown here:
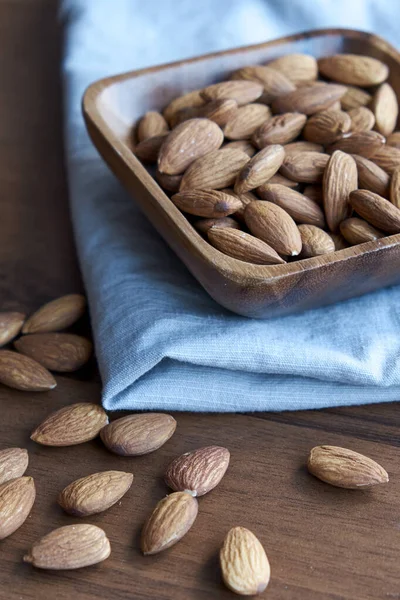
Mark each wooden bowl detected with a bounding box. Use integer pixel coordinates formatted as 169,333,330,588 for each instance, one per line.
83,28,400,318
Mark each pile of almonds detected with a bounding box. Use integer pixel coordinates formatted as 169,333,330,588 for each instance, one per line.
134,53,400,264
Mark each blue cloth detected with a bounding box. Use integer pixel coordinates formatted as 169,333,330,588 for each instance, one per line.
62,0,400,411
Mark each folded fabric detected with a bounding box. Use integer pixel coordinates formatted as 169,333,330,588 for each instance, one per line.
61,0,400,412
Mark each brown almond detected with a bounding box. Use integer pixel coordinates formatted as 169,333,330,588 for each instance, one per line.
348,107,375,133
340,218,384,245
199,99,238,126
323,151,357,232
303,109,351,144
390,166,400,208
318,55,389,86
387,131,400,149
308,445,389,488
298,225,335,258
135,133,168,162
371,83,398,137
223,140,257,157
267,53,318,84
31,403,108,446
172,189,242,218
208,227,285,265
327,131,385,159
100,413,176,456
155,170,182,193
341,86,372,111
58,471,133,517
0,312,25,347
163,90,205,125
231,65,295,103
0,350,56,392
264,174,299,189
271,83,346,115
259,184,325,228
245,201,302,256
331,232,349,251
303,185,323,205
0,448,29,485
350,189,400,233
234,145,285,194
201,80,263,105
165,446,230,496
194,217,240,235
14,333,92,372
284,141,324,154
223,104,271,140
168,106,204,128
24,524,111,570
280,151,329,184
224,190,258,222
252,113,306,148
141,491,198,555
352,154,389,198
371,145,400,174
22,294,86,334
0,476,35,539
137,111,169,142
220,527,270,596
180,148,250,191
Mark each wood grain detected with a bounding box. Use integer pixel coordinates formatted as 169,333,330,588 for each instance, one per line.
0,4,399,599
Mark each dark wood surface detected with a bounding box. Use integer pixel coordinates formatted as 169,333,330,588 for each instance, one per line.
0,2,399,598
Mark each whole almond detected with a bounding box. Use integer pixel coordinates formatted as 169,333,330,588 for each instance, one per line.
163,90,205,125
24,524,111,570
58,471,133,516
231,66,295,103
141,491,198,555
327,131,385,159
220,526,270,596
323,151,357,232
201,80,263,105
0,350,56,391
267,53,318,84
371,83,398,137
165,446,230,496
280,151,329,184
245,201,302,256
200,99,239,126
14,333,92,372
303,109,351,144
303,185,323,205
234,145,285,194
341,86,372,111
169,106,205,129
298,225,335,258
348,107,375,133
352,154,389,198
252,113,307,148
318,54,389,86
260,184,325,228
223,104,271,140
22,294,86,334
0,476,35,539
180,148,250,191
350,189,400,233
158,119,223,175
31,403,108,446
135,133,168,162
284,141,324,154
340,217,384,245
0,312,25,346
137,111,169,142
387,131,400,149
371,145,400,174
194,217,240,234
171,189,242,218
0,448,28,485
208,227,285,265
271,82,346,115
390,166,400,208
100,413,176,456
223,140,257,157
308,445,389,488
155,170,182,193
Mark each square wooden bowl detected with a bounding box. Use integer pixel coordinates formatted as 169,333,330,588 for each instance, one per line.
83,28,400,318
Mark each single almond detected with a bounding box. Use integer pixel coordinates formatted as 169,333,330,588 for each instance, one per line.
318,54,389,86
371,145,400,174
387,131,400,149
308,445,389,488
298,225,335,258
259,184,325,228
341,86,372,111
0,448,28,485
180,148,250,191
348,107,375,133
352,154,389,198
220,526,270,596
327,131,385,159
271,82,346,115
141,491,198,555
234,145,285,194
280,151,329,184
165,446,230,496
223,140,256,157
245,201,302,256
340,217,384,245
0,350,56,391
267,53,318,84
168,106,204,128
136,111,169,142
194,217,240,234
284,141,324,154
14,333,92,372
390,166,400,209
0,312,25,347
200,99,239,126
252,113,306,148
134,133,168,162
24,524,111,570
303,185,323,205
323,151,358,232
100,413,176,456
303,109,351,144
231,66,295,103
31,403,108,446
58,471,133,516
331,232,349,251
163,90,205,125
349,189,400,233
0,476,35,539
155,170,182,193
371,83,398,137
201,80,263,105
22,294,86,334
171,189,242,218
208,227,285,265
223,104,271,140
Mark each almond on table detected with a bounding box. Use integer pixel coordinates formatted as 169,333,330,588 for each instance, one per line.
22,294,86,334
0,448,29,484
0,312,25,347
31,403,108,446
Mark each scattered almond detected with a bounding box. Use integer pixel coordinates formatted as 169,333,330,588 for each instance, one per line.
371,83,398,136
245,201,302,256
298,225,335,258
14,333,92,372
137,111,169,142
0,312,25,347
100,413,176,456
340,217,384,245
180,148,250,191
0,476,35,539
318,54,388,86
165,446,230,496
234,145,285,194
252,113,306,148
0,448,29,485
0,350,56,391
31,403,108,446
323,151,358,232
208,227,285,265
22,294,86,334
223,104,271,140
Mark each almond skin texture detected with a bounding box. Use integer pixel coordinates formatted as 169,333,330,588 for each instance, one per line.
340,218,384,245
135,133,168,162
158,118,223,175
163,90,205,125
14,333,92,372
350,189,400,234
280,151,329,184
307,445,389,489
348,107,375,133
245,201,302,256
137,111,169,142
234,145,285,194
371,145,400,175
100,413,176,456
371,83,398,137
323,151,358,232
298,225,335,258
390,166,400,209
22,294,86,334
223,104,271,140
231,66,294,103
58,471,133,517
165,446,230,496
264,174,299,189
387,131,400,149
201,80,263,105
271,83,346,115
31,403,108,446
0,448,29,484
0,350,57,391
171,189,242,218
267,53,318,84
0,312,25,347
284,141,324,154
327,131,385,159
0,476,35,539
220,527,270,596
303,109,351,145
341,86,372,111
318,54,389,86
260,184,325,228
252,113,306,148
223,140,257,157
141,491,198,555
180,148,250,191
194,217,240,234
208,228,285,266
352,154,390,198
24,524,111,570
155,170,182,193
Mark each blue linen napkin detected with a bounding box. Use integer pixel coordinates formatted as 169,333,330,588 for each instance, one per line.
62,0,400,411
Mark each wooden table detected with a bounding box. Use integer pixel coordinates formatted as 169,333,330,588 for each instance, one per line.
0,2,399,598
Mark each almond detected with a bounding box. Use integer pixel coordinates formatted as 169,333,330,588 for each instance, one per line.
267,53,318,84
259,184,325,228
0,476,35,539
14,333,92,372
208,227,285,265
0,350,56,391
371,145,400,174
264,174,299,189
331,232,349,251
252,113,306,148
194,217,240,234
371,83,398,137
303,109,351,144
165,446,230,496
340,86,372,111
22,294,86,334
303,185,323,205
0,312,25,346
348,107,375,133
200,99,239,126
223,140,256,157
327,131,385,159
307,445,388,488
58,471,133,517
387,131,400,149
223,104,271,140
137,111,169,142
155,170,182,193
271,82,346,115
24,524,111,570
352,154,390,198
141,491,198,555
231,66,295,103
158,119,223,175
234,145,285,194
280,151,329,184
220,527,270,596
135,133,168,162
318,54,388,86
323,151,357,232
224,189,258,222
349,189,400,233
201,80,263,105
171,189,242,218
245,201,302,256
340,217,384,245
31,403,108,446
390,166,400,209
180,148,250,191
298,225,335,258
100,413,176,456
284,141,324,154
163,90,205,125
168,106,204,128
0,448,29,484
